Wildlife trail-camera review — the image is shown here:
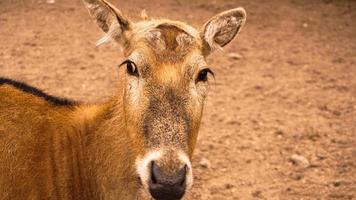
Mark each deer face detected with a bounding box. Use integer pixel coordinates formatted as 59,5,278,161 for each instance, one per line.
123,22,209,200
83,1,246,199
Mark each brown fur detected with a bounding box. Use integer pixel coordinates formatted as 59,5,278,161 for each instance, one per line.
0,83,137,199
0,1,246,199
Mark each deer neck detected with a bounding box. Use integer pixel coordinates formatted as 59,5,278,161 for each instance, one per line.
77,95,140,199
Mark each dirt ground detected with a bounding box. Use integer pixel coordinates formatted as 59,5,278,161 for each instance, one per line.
0,0,355,199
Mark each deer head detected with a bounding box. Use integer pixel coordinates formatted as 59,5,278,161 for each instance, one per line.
83,1,246,199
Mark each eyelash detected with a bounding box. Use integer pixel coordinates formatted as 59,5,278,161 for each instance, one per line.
196,68,214,83
120,60,139,76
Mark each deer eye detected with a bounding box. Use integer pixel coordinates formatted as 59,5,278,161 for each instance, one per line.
196,68,214,83
124,60,139,76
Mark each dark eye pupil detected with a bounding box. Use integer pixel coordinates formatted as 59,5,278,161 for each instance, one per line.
198,70,208,81
126,61,138,76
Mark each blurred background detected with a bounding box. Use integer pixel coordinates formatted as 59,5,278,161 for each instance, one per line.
0,0,355,199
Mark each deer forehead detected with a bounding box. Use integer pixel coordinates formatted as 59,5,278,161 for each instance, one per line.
133,20,200,41
130,20,202,59
127,21,206,83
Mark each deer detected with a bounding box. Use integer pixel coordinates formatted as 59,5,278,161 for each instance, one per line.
0,0,246,199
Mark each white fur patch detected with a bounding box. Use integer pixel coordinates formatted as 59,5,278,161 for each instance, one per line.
136,150,163,190
135,150,194,195
126,51,144,107
176,33,194,50
146,30,166,51
178,152,194,190
127,80,140,106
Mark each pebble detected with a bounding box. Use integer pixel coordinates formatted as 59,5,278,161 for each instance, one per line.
225,183,234,189
251,190,263,198
316,153,326,160
199,157,211,169
290,154,310,168
333,181,341,187
275,129,284,139
227,52,243,60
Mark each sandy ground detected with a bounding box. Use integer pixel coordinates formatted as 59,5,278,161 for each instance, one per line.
0,0,355,199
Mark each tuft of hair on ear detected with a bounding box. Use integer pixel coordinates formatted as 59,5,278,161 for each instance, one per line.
82,0,131,47
203,26,224,52
140,9,149,20
96,22,120,46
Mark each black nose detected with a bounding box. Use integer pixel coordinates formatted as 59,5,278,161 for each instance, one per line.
149,162,187,200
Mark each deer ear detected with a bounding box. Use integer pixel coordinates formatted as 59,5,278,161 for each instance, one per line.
201,8,246,54
82,0,131,45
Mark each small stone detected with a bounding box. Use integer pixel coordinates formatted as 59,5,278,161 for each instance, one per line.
316,153,326,160
46,0,55,4
302,23,308,28
290,154,310,168
291,172,304,180
199,157,211,169
333,181,341,187
224,183,234,189
228,52,243,60
251,190,263,198
275,129,284,135
275,129,284,139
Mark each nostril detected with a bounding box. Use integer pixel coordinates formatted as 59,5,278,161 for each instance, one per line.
151,161,158,184
177,165,187,186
